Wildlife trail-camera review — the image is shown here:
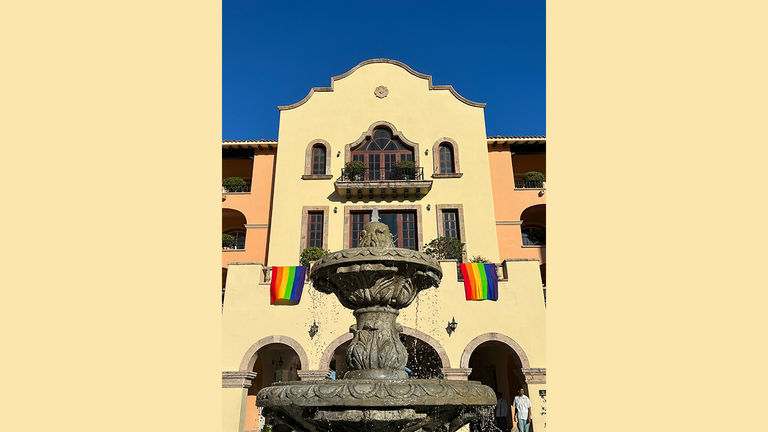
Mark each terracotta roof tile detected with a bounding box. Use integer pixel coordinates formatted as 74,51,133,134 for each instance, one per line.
221,139,277,143
487,135,546,140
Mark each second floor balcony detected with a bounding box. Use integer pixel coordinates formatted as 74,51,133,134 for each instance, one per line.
514,179,545,189
334,167,433,200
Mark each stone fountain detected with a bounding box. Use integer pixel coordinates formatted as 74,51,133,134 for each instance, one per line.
257,210,496,432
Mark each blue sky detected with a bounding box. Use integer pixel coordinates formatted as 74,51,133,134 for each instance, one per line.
223,1,545,139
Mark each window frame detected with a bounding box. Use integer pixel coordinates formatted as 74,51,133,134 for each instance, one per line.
300,206,329,254
438,143,456,174
306,211,325,248
435,204,467,260
348,209,419,250
311,144,327,175
302,139,332,179
431,138,462,178
343,204,423,251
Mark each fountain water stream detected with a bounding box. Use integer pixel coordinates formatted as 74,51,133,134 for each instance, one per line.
257,217,496,432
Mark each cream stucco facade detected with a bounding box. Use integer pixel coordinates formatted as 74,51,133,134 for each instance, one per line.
222,59,546,432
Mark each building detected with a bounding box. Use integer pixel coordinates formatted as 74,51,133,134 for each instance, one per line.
222,59,546,432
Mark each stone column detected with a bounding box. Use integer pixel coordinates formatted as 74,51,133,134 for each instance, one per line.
222,371,257,432
440,367,472,380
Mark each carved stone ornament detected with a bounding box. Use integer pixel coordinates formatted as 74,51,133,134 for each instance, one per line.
374,85,389,98
257,379,495,407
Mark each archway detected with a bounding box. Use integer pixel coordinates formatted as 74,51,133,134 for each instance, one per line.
239,337,308,432
461,334,531,430
520,204,545,245
222,208,248,250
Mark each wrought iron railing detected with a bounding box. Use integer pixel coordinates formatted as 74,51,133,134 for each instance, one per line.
339,167,425,182
514,179,545,189
222,183,252,193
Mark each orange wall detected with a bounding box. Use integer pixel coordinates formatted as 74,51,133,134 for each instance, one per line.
495,225,546,264
222,150,276,268
488,148,546,263
488,149,516,221
221,227,268,267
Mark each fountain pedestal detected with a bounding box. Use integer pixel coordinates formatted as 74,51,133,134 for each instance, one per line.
257,220,496,432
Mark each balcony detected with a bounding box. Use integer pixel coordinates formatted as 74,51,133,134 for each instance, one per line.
514,179,545,189
334,167,433,200
222,183,252,193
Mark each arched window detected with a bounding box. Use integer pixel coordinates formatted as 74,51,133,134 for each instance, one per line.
351,127,414,180
312,144,327,175
438,143,455,174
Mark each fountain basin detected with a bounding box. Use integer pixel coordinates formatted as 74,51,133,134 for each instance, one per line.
257,379,495,432
310,247,442,310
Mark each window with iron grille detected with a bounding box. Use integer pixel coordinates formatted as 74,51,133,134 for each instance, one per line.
442,209,459,240
307,212,324,248
312,144,326,175
439,143,455,173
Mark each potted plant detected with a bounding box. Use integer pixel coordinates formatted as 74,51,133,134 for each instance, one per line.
392,160,416,180
222,176,247,192
344,161,367,181
423,237,465,261
469,255,491,263
522,171,545,188
222,233,236,249
300,246,330,268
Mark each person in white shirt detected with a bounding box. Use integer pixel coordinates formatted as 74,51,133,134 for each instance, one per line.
513,387,532,432
494,391,510,431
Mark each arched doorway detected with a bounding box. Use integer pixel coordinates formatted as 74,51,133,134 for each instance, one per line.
462,334,530,431
242,342,304,432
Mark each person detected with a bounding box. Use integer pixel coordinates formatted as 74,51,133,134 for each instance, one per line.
494,391,510,432
513,387,532,432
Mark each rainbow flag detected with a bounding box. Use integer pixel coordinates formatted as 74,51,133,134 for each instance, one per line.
460,263,499,301
270,266,307,305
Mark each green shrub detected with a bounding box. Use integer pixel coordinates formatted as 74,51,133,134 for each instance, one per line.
469,255,491,264
423,237,465,260
392,160,416,180
222,233,236,249
222,176,247,192
344,161,367,181
300,246,330,267
522,171,546,182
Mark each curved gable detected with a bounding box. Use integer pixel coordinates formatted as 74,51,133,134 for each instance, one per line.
278,58,485,111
